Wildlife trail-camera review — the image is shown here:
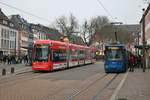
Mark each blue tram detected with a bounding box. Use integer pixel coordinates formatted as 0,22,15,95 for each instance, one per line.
104,43,128,73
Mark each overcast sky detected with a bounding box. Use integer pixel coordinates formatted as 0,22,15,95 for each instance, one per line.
0,0,148,26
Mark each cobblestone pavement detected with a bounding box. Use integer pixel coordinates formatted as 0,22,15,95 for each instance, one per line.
0,62,150,100
116,68,150,100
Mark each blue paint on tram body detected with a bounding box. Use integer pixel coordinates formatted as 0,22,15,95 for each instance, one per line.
104,43,128,73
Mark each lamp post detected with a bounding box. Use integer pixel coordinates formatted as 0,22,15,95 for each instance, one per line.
142,8,146,72
15,32,16,56
137,32,140,56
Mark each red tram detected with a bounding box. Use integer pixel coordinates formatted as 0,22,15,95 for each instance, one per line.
32,40,96,71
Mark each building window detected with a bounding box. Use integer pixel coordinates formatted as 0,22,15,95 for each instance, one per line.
10,41,11,48
1,39,3,48
1,28,3,38
10,23,14,27
7,30,9,39
3,20,8,25
7,40,9,49
14,32,16,37
4,40,6,48
10,31,13,37
4,29,6,38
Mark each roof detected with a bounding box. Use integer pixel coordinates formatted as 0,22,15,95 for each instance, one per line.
9,15,30,31
134,45,150,49
116,24,140,34
0,8,9,21
0,9,18,29
140,4,150,23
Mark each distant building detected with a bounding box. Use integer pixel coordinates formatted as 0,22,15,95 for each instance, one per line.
30,23,62,41
116,24,141,53
116,24,140,35
116,24,141,45
0,9,19,56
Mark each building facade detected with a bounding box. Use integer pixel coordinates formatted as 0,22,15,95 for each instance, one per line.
140,4,150,68
9,15,29,57
0,9,18,56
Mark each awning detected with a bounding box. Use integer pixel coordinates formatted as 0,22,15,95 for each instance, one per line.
21,46,33,50
134,45,150,49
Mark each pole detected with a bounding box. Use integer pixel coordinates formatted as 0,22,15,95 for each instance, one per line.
115,32,118,42
142,8,146,72
15,33,16,56
137,32,139,55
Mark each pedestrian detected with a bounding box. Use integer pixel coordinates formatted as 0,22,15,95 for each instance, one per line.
129,54,134,72
137,55,142,69
3,55,7,64
7,55,11,64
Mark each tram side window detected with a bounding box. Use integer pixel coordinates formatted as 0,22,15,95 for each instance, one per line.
91,51,96,59
79,50,85,60
52,49,67,62
86,50,91,59
70,49,78,61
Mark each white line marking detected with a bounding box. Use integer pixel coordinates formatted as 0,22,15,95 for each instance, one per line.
5,67,30,74
15,67,31,72
110,72,128,100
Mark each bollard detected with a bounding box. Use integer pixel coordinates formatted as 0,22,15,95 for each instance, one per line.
2,68,6,76
11,67,15,73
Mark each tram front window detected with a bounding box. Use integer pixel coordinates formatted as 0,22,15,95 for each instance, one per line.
106,49,123,60
33,44,49,62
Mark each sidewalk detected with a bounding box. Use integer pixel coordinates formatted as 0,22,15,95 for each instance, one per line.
116,68,150,100
0,63,32,76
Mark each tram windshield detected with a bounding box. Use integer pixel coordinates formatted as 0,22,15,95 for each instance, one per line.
106,48,123,60
33,44,49,62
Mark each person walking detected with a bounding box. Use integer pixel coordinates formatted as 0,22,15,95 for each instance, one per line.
129,54,134,72
137,55,142,69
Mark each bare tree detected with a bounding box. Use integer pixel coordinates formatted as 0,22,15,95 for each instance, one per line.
55,14,78,37
81,20,90,45
81,16,109,46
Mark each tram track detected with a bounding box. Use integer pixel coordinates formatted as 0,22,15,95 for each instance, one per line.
0,63,99,87
0,71,52,87
66,74,119,100
92,74,118,100
0,66,91,87
66,73,108,100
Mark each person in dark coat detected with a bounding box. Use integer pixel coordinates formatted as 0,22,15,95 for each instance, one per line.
137,55,142,68
129,54,135,72
3,55,7,64
7,55,11,64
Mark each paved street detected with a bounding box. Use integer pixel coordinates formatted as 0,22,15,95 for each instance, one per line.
0,62,150,100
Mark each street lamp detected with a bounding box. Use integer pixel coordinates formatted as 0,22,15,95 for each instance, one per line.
142,8,146,72
14,32,16,56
